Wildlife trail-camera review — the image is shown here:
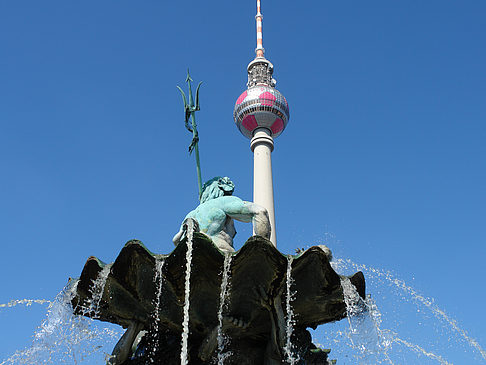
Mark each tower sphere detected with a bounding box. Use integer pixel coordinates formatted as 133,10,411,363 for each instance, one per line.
234,85,290,139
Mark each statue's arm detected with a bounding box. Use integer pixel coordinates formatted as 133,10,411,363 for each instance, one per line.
223,197,271,240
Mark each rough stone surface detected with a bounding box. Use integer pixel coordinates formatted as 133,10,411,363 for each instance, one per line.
72,234,365,364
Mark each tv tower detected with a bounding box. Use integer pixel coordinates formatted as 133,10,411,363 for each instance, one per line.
233,0,290,246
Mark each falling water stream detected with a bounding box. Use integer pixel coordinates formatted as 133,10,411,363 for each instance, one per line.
308,257,486,364
0,299,51,308
283,255,299,365
340,277,395,364
84,263,111,318
336,258,486,361
1,280,122,364
150,257,165,363
180,220,195,365
216,252,233,364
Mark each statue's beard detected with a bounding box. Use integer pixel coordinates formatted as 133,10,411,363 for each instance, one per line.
222,189,234,196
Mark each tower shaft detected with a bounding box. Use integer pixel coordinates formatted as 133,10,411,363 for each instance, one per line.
251,128,276,245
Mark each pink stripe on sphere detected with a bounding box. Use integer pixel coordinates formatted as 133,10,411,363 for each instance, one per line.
259,92,276,106
242,115,258,132
271,118,284,135
236,91,247,105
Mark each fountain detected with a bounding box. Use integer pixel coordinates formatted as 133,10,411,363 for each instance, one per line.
71,233,365,364
65,2,369,362
4,252,485,364
3,1,484,364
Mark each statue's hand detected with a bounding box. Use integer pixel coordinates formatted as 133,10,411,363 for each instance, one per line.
188,134,199,154
250,204,271,240
173,218,200,246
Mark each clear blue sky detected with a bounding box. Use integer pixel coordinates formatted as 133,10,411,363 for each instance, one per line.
1,1,485,363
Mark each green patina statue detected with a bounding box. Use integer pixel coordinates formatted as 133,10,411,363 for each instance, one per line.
173,176,271,252
176,73,269,252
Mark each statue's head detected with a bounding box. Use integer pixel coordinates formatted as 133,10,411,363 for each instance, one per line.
200,176,235,203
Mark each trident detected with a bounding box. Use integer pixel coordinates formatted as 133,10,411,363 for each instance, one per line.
177,70,203,199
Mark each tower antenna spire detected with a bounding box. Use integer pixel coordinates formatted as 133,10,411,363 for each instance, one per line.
255,0,264,58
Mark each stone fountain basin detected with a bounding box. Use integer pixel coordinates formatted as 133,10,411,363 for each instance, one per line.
72,234,365,346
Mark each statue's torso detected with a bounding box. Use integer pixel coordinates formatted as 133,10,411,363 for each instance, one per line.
185,196,240,251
